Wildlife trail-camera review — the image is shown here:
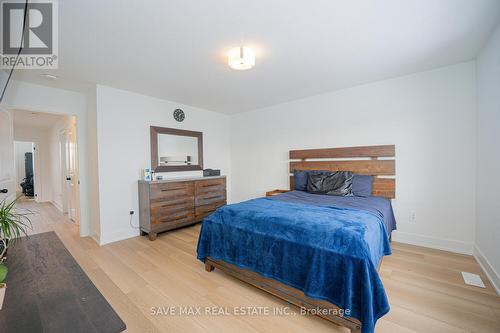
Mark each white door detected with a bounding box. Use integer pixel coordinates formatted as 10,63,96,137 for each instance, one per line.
0,108,15,202
61,129,79,223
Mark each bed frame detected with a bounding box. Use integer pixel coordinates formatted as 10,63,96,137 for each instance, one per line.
204,145,396,333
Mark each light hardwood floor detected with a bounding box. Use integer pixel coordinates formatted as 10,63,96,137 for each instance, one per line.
18,199,500,333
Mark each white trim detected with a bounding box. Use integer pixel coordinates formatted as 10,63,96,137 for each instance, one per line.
90,231,101,245
51,200,63,212
392,231,473,255
473,245,500,296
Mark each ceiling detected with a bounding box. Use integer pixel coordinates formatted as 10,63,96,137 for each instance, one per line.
12,109,67,131
12,0,500,114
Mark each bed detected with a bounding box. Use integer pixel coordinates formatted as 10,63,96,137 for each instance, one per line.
197,145,396,333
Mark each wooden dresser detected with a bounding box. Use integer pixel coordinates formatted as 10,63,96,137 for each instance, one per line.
138,176,226,240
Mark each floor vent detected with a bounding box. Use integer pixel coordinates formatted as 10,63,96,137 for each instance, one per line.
461,272,486,288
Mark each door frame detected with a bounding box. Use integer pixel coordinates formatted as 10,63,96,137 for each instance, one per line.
1,99,90,238
59,129,68,214
59,127,80,224
0,106,15,203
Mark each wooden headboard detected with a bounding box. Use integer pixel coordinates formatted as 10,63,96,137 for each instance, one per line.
289,145,396,199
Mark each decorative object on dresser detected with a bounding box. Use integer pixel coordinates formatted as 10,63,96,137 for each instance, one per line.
143,168,152,181
150,126,203,173
138,176,226,240
203,169,221,177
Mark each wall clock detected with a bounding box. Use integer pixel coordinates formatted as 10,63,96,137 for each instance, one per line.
173,108,185,122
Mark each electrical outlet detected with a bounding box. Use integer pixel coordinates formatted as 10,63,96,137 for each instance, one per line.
129,210,134,215
409,211,416,223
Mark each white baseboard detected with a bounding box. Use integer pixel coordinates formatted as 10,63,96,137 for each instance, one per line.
90,231,100,245
392,231,473,255
51,200,63,212
99,228,140,245
473,245,500,296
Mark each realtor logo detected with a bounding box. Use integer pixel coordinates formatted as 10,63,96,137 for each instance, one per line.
1,0,58,69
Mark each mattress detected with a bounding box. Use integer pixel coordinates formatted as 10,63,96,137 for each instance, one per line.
270,190,397,236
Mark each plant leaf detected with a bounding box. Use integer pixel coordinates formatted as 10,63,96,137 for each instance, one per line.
0,262,7,283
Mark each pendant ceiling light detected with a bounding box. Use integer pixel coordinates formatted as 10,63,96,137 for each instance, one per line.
228,46,255,70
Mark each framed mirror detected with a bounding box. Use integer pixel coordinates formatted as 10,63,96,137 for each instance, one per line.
150,126,203,172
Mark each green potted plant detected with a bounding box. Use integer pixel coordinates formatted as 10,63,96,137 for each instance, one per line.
0,196,33,310
0,257,6,310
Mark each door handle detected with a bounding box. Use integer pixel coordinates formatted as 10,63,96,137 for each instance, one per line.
0,189,8,194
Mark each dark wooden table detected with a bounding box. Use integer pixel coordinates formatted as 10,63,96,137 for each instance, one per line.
0,232,126,333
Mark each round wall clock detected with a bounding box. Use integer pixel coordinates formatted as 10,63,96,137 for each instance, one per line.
173,108,185,122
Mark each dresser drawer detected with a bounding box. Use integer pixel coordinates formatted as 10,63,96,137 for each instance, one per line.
195,201,226,221
150,181,194,202
195,192,226,206
150,197,194,216
151,210,195,227
195,178,226,194
195,178,226,205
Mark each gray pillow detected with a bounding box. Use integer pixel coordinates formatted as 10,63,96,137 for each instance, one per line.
307,171,353,196
352,174,374,197
293,170,309,191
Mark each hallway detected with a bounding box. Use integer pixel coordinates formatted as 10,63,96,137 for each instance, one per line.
12,110,80,223
19,199,73,236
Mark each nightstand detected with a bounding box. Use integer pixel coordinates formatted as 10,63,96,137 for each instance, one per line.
265,189,289,197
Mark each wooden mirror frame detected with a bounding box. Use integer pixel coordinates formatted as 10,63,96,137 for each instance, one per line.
150,126,203,172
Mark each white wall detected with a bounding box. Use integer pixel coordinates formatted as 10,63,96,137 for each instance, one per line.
95,85,231,244
231,62,477,254
4,81,91,236
13,141,33,193
475,22,500,293
86,86,101,242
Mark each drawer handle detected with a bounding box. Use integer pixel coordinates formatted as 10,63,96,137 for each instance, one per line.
200,183,222,188
199,202,225,211
161,199,190,208
171,214,189,221
198,204,224,214
161,187,188,192
203,195,223,201
161,213,190,223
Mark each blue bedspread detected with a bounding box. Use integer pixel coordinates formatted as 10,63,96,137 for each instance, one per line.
271,190,397,236
197,197,391,333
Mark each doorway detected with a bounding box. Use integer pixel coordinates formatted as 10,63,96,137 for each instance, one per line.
8,109,81,227
13,141,35,198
